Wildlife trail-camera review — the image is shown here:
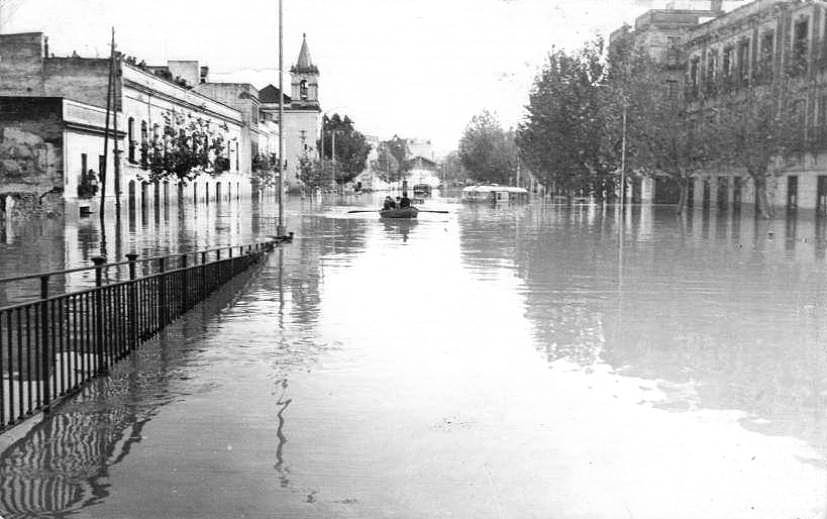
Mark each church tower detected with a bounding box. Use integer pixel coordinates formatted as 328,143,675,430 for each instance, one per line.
290,34,320,109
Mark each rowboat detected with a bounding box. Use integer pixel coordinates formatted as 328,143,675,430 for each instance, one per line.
379,206,418,219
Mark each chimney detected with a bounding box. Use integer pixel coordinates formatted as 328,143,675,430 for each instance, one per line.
711,0,723,13
44,36,49,58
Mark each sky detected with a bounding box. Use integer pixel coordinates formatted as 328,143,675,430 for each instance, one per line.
1,0,731,156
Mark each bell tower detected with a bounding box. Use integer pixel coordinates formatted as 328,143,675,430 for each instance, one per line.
290,33,320,108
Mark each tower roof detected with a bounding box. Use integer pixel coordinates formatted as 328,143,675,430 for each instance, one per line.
292,33,319,74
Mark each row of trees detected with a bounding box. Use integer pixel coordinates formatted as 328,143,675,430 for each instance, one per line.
298,113,370,190
516,35,806,217
129,109,370,193
458,111,518,185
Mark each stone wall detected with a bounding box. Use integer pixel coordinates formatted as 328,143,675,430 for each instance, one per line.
43,58,112,110
0,98,65,222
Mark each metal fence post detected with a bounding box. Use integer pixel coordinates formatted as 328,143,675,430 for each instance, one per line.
92,257,107,374
39,275,51,410
216,249,222,285
158,257,167,327
126,253,138,349
200,251,207,298
181,254,188,312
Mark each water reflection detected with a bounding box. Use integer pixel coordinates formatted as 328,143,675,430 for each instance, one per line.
2,195,827,517
0,196,296,306
381,218,417,243
466,204,827,450
0,269,250,518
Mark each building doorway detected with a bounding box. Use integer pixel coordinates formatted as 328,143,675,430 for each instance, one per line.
732,176,742,211
818,176,827,216
702,178,711,209
787,175,798,212
717,177,728,211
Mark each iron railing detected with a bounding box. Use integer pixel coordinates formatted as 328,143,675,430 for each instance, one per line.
0,239,283,433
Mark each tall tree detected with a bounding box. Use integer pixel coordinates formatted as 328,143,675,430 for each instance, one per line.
517,38,617,199
317,113,371,185
458,110,516,184
372,142,402,183
711,77,803,218
441,150,467,186
604,42,714,214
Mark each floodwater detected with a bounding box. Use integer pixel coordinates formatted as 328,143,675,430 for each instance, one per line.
0,195,284,305
2,194,827,518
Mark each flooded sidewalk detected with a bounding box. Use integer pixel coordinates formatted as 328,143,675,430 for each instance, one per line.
1,200,826,518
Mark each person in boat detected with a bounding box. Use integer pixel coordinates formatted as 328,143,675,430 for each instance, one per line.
383,196,396,210
399,192,411,208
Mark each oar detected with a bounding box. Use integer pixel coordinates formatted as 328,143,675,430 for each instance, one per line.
347,209,379,213
416,210,449,214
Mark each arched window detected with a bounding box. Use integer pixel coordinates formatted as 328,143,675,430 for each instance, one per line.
300,79,308,100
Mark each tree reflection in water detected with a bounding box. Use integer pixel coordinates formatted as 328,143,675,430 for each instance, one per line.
460,202,827,453
0,262,263,517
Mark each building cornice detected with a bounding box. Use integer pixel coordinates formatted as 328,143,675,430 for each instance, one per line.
64,121,127,138
123,79,243,127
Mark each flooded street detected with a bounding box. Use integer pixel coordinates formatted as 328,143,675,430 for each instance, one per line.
2,195,827,518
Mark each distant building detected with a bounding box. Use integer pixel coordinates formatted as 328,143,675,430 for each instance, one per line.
404,138,435,162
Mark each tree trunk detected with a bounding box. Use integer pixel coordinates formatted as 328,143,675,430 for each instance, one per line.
675,177,688,216
752,173,773,219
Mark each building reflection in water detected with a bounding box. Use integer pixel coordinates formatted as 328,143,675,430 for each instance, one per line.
459,201,827,453
0,213,330,517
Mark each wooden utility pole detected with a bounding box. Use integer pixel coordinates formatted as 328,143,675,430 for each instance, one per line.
277,0,285,237
620,103,628,212
111,29,121,215
331,129,336,190
100,28,115,222
319,120,325,189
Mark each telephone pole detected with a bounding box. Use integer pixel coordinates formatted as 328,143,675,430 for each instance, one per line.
276,0,286,238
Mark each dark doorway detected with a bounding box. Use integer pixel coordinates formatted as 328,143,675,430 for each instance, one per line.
732,176,742,211
787,175,798,212
819,176,827,216
702,178,711,209
654,176,681,204
717,177,728,211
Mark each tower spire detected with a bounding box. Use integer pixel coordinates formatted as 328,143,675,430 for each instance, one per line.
294,33,316,73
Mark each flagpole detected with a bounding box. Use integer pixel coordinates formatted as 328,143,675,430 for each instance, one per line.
277,0,285,237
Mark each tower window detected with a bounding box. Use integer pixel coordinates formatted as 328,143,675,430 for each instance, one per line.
300,79,308,100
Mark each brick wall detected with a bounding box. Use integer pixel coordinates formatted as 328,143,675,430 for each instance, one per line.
0,33,45,95
43,58,112,110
